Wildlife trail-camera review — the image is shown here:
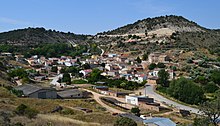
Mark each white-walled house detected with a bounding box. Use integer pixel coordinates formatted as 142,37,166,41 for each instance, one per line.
79,69,92,76
134,74,147,83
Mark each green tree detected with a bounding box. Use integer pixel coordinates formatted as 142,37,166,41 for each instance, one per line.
142,53,148,60
51,66,58,73
211,70,220,85
15,104,38,119
193,117,211,126
131,107,140,116
203,82,219,93
158,69,169,87
88,69,104,83
82,63,91,69
168,77,205,105
15,104,27,115
62,73,71,84
9,68,28,78
148,63,156,70
157,62,166,68
66,66,78,76
195,76,207,85
199,91,220,126
136,56,142,63
114,117,137,126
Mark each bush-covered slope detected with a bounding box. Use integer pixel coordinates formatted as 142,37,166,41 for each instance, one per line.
0,27,89,47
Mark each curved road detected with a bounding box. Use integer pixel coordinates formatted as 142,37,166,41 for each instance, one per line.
136,85,200,114
98,46,104,56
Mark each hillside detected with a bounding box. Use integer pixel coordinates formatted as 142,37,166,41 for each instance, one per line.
0,27,89,47
98,15,206,35
0,15,219,55
95,15,220,55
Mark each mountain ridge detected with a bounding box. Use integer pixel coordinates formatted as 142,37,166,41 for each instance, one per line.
0,27,89,47
0,15,220,54
97,15,209,35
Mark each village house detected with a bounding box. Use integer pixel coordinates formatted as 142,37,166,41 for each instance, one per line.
148,69,174,80
102,70,119,77
0,52,12,57
93,86,109,94
148,52,169,63
147,76,158,85
79,69,92,77
108,53,117,58
134,74,147,83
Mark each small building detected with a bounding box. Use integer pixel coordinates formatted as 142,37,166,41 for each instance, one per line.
158,55,170,63
34,76,46,81
147,77,158,85
134,74,147,83
106,71,119,77
95,81,107,85
119,113,143,123
125,96,154,106
148,52,169,63
108,53,117,58
1,52,12,57
125,95,167,112
57,89,88,99
93,86,109,92
82,52,91,56
143,117,176,126
15,84,57,99
79,69,92,76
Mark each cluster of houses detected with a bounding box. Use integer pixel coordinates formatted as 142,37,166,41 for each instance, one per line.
79,52,176,84
3,51,177,86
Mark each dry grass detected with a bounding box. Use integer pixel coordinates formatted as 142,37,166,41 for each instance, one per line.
73,113,117,125
10,114,100,126
163,112,195,125
8,60,31,69
0,87,117,125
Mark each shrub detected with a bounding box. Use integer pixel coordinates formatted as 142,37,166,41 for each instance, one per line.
131,107,140,116
203,82,219,93
72,79,87,84
148,63,156,70
60,108,76,115
114,117,137,126
157,62,166,68
15,104,38,119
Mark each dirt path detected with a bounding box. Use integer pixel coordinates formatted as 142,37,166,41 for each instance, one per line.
38,114,100,126
83,89,125,114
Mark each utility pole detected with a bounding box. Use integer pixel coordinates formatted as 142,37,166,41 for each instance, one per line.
145,84,147,97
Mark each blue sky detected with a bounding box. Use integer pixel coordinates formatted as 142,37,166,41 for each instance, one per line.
0,0,219,34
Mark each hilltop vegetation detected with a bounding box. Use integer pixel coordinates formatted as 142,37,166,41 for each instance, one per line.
174,30,220,55
0,27,88,47
0,15,219,54
95,15,220,54
98,15,205,35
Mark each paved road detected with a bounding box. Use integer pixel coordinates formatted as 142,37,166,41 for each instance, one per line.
83,89,125,114
49,74,63,86
135,85,200,114
98,46,104,56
